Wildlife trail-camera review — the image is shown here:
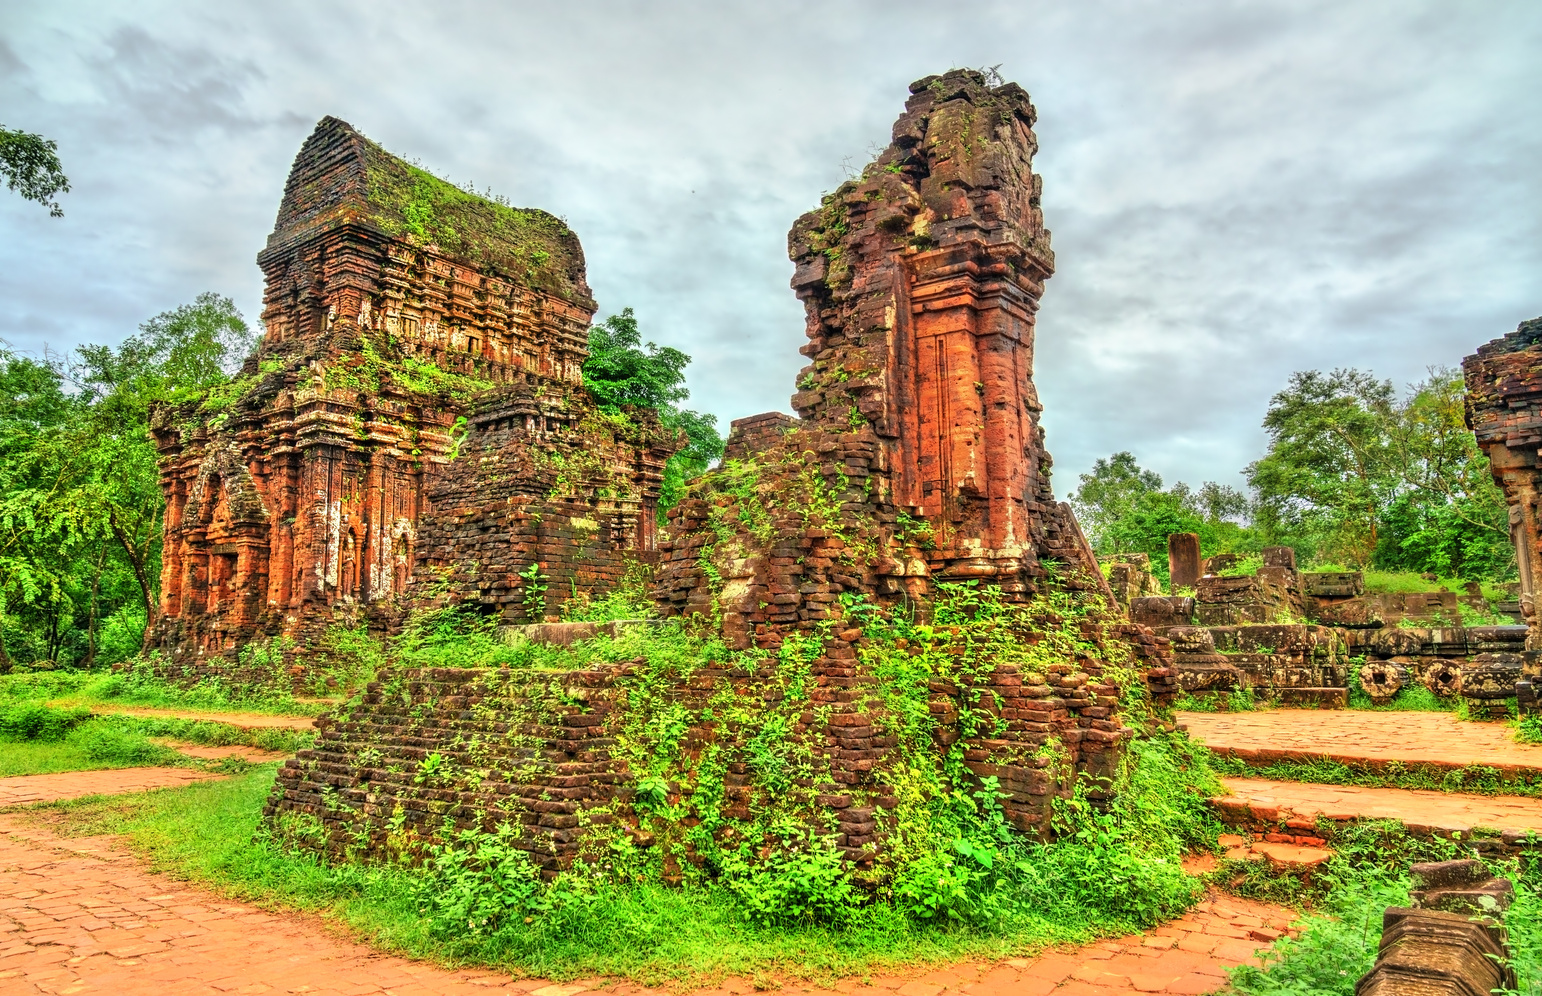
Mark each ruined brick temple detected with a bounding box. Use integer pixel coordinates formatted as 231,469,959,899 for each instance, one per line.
1466,317,1542,647
1464,316,1542,707
150,116,673,666
265,71,1174,867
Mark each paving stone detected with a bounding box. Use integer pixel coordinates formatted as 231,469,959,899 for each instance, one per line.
1179,709,1542,776
0,769,225,808
1215,777,1542,834
0,808,1293,996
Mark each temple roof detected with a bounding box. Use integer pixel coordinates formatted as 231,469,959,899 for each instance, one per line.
263,116,589,303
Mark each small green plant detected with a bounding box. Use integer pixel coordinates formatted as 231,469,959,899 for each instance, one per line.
720,834,857,925
519,562,549,620
415,826,551,937
1217,555,1265,578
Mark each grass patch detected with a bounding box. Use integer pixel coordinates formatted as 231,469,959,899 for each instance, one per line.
0,701,312,777
1351,569,1511,604
1171,691,1266,713
1343,666,1456,714
0,666,329,717
1174,681,1456,715
1209,752,1542,797
24,730,1223,985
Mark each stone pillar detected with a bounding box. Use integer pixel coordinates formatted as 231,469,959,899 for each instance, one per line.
1262,546,1297,571
1168,533,1201,590
1357,860,1514,996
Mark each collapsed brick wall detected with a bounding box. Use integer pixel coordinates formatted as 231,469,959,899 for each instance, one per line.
1134,556,1529,710
149,116,671,676
267,614,1165,867
410,396,671,622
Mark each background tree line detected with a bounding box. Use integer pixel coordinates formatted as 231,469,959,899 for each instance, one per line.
1071,367,1514,586
0,294,256,672
0,296,718,673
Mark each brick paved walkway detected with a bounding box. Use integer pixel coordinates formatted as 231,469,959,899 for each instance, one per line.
0,816,1295,996
0,769,225,808
1214,777,1542,836
49,704,318,731
1178,710,1542,776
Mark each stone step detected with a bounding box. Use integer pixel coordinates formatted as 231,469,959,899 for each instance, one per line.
1210,777,1542,852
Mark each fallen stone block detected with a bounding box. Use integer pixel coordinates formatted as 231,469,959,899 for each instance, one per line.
1275,687,1348,708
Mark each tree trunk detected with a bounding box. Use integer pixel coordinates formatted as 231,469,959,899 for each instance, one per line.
109,519,160,632
0,608,12,676
82,542,106,668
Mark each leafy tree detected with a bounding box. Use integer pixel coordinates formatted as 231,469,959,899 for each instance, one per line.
0,352,85,670
1069,452,1163,548
1072,453,1259,586
0,126,69,217
74,292,257,404
1247,369,1399,566
66,294,258,635
582,307,724,516
1246,366,1512,578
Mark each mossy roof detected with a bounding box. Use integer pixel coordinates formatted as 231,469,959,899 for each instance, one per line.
263,116,590,304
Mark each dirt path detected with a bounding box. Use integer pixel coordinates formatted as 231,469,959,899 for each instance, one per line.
1178,709,1542,775
1215,776,1542,836
0,814,1296,996
48,703,319,731
0,742,292,808
0,769,225,807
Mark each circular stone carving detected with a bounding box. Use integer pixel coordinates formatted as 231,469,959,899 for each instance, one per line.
1358,661,1409,703
1423,661,1463,698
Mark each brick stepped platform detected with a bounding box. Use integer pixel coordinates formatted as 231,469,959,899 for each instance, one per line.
1178,709,1542,777
1213,777,1542,841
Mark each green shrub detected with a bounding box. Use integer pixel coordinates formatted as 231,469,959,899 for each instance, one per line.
68,722,182,766
416,827,552,938
722,835,859,925
0,702,92,740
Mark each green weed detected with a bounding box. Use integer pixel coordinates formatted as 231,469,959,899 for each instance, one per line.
1208,753,1541,797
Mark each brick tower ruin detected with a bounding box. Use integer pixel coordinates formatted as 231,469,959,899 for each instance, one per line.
1465,316,1542,649
655,70,1110,647
150,117,674,666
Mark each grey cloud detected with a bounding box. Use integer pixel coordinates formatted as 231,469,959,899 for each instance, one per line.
0,0,1537,500
0,38,25,81
86,26,268,135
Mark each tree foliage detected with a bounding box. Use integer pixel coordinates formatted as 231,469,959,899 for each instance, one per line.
0,126,69,217
1071,454,1255,585
1248,367,1509,575
582,307,724,515
1073,365,1514,586
0,295,256,673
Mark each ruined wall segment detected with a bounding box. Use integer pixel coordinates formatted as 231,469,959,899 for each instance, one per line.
151,117,671,668
1465,317,1542,650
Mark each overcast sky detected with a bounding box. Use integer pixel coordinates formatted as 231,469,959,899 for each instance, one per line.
2,0,1538,497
